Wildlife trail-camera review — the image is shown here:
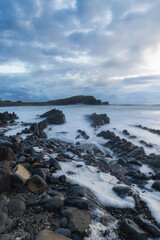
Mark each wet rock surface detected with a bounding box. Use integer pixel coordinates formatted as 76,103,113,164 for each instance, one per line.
87,113,110,128
40,108,66,125
136,124,160,136
62,207,91,233
0,110,160,239
119,218,148,240
0,112,18,128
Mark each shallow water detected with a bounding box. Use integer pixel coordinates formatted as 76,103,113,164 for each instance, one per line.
1,104,160,155
1,104,160,226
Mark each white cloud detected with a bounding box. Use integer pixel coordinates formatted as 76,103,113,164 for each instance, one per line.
0,60,31,74
53,0,76,10
0,0,160,102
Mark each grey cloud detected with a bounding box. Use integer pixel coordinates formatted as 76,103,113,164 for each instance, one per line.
0,0,160,103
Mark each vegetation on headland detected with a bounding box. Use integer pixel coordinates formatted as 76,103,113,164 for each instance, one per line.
0,95,109,107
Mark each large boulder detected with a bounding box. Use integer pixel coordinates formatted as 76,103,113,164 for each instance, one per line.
69,185,101,208
0,146,14,168
152,181,160,191
0,169,10,194
0,146,14,193
36,230,71,240
119,218,148,240
87,113,110,128
135,215,160,237
8,195,26,217
38,120,49,131
11,164,31,189
43,196,64,211
40,109,66,125
62,207,91,233
27,175,48,194
13,142,27,154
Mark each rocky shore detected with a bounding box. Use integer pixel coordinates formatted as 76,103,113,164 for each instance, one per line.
0,109,160,240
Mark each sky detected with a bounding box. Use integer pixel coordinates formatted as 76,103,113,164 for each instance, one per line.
0,0,160,103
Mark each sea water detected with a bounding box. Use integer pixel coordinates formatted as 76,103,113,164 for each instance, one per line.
1,104,160,224
0,104,160,155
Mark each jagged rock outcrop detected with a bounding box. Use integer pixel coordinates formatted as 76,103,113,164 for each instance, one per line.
40,109,66,125
0,112,18,127
87,113,110,128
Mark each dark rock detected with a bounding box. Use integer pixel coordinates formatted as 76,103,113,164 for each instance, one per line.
0,146,14,168
59,175,66,183
67,148,81,157
8,196,26,217
47,176,59,184
49,158,62,170
62,207,91,233
44,196,64,211
97,130,115,139
135,215,160,237
61,218,68,228
34,130,47,139
27,175,48,194
0,112,18,128
24,226,31,232
30,123,39,132
38,120,49,131
152,181,160,191
0,234,11,240
123,129,130,136
65,197,89,210
69,186,101,208
88,113,110,128
140,140,153,148
148,158,160,168
117,159,125,165
35,206,42,214
126,159,142,166
112,186,140,206
0,169,11,194
0,212,8,228
26,195,37,206
55,228,71,238
26,148,35,156
155,171,160,180
13,142,27,154
0,211,12,234
40,109,66,125
76,130,89,140
0,140,13,148
32,168,48,180
47,190,64,198
119,218,148,240
0,112,18,121
0,195,8,215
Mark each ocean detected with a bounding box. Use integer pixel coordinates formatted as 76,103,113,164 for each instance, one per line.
1,104,160,155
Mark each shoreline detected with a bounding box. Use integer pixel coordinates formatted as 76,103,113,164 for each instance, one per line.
0,109,160,239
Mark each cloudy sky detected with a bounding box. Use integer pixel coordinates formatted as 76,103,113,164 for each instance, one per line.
0,0,160,103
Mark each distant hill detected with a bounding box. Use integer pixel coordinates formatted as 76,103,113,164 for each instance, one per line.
0,95,109,107
48,95,104,105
